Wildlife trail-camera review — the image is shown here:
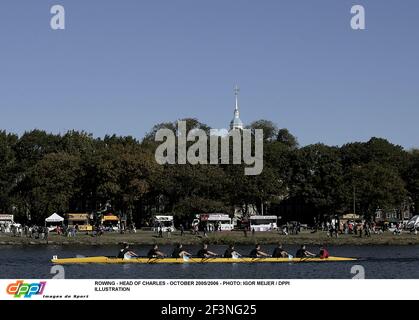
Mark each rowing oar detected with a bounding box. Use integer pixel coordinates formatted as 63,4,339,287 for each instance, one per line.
232,253,270,263
147,257,159,264
226,253,261,263
231,253,251,263
147,255,167,264
294,255,315,264
200,255,221,263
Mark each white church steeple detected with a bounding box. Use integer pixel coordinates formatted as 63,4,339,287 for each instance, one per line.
230,85,244,130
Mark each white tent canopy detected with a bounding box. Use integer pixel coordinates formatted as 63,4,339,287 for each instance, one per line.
407,215,419,229
45,213,64,223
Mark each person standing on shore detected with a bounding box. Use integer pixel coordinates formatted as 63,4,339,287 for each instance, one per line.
44,226,49,242
358,223,363,238
39,226,45,240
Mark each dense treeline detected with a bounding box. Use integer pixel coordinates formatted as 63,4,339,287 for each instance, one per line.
0,118,418,225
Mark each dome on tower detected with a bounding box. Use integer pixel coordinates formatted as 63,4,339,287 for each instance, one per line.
230,113,243,130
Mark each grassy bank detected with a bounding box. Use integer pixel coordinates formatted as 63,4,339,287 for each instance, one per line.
1,230,419,246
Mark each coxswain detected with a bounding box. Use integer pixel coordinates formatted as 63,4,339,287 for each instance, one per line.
318,245,330,259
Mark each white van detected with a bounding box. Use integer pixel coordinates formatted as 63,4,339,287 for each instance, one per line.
153,215,175,232
249,215,278,232
196,214,234,231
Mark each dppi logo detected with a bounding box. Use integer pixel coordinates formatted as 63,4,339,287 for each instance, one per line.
6,280,46,298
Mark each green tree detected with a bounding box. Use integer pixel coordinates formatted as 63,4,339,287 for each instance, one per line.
115,145,160,222
349,162,408,218
248,119,278,141
341,138,407,173
14,130,61,168
0,131,18,213
29,152,81,221
276,128,299,149
290,144,345,219
406,149,419,213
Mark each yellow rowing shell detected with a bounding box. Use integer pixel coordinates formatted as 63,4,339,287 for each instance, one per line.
51,256,356,264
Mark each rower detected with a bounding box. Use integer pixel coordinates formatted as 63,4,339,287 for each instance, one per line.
197,243,218,258
224,244,241,258
318,245,330,259
171,244,192,258
249,244,270,258
272,244,289,258
295,245,316,258
147,244,166,258
117,243,138,259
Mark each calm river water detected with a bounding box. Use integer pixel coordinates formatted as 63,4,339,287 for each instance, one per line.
1,245,419,279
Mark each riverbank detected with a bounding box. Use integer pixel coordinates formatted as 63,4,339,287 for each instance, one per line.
1,230,419,246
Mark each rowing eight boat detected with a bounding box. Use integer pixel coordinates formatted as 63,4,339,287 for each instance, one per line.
51,256,357,264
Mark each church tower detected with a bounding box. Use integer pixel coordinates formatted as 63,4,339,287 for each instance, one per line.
230,85,244,130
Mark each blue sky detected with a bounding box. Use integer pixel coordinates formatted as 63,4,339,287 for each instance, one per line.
0,0,418,148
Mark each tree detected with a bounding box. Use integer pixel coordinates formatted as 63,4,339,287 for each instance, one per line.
348,162,408,218
115,145,159,223
13,130,60,169
29,152,81,221
406,149,419,213
60,130,96,155
277,128,299,149
0,119,415,226
289,144,345,220
173,196,229,219
248,119,278,141
341,138,408,173
0,131,18,213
